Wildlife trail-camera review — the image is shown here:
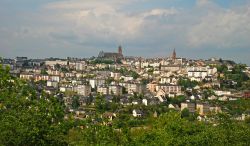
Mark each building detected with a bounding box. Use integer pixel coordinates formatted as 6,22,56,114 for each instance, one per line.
160,65,180,72
20,73,34,80
127,83,145,94
181,102,195,113
47,80,59,88
147,81,158,93
132,109,143,117
97,85,109,95
76,85,91,96
244,91,250,98
45,60,68,67
110,72,121,80
109,85,122,96
156,84,181,95
172,49,176,60
75,61,86,71
196,103,210,115
98,45,123,60
89,78,105,89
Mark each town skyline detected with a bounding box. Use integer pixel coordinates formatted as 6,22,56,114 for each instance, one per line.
0,0,250,65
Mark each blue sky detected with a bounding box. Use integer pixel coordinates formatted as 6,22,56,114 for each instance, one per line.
0,0,250,65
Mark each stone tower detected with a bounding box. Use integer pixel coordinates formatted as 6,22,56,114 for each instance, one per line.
172,48,176,60
118,45,122,55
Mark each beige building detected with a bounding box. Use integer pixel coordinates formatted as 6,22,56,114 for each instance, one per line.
181,102,196,113
156,84,181,94
110,72,121,80
20,73,34,80
109,85,122,96
97,85,109,95
128,83,145,94
76,85,91,97
196,103,210,115
147,81,158,93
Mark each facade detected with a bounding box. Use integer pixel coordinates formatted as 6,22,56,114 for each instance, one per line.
76,85,91,96
45,60,68,67
97,85,109,95
89,78,105,88
156,84,181,94
181,102,196,113
47,80,59,88
110,72,121,80
109,85,122,96
20,73,34,80
160,65,180,72
128,83,145,94
98,46,123,60
147,82,157,93
196,103,210,115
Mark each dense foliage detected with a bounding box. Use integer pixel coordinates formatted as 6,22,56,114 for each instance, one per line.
0,66,69,145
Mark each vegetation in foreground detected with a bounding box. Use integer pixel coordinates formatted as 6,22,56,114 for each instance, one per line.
0,65,250,146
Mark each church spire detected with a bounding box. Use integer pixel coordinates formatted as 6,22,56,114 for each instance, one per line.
172,48,176,60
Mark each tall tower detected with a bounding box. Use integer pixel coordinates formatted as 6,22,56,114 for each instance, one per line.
172,48,176,60
118,45,122,55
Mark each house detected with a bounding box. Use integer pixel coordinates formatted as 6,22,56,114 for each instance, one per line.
168,104,180,110
142,99,148,106
97,85,109,95
181,102,195,113
76,84,91,96
155,89,167,102
196,103,210,115
244,91,250,98
45,60,68,67
110,72,121,80
109,85,122,96
89,78,105,89
132,99,141,105
102,112,116,121
75,61,86,71
47,80,58,88
127,83,145,94
60,86,73,92
160,76,178,85
156,84,182,95
147,81,157,93
160,65,180,72
132,109,143,117
215,90,231,96
20,73,34,80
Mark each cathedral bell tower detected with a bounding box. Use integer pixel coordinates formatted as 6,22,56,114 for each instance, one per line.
172,48,176,60
118,45,122,55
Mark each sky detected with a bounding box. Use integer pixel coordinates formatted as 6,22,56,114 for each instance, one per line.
0,0,250,65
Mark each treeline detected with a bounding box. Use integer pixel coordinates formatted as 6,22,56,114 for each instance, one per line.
68,112,250,146
0,65,250,145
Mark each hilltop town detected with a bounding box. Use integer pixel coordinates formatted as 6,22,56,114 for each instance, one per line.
1,46,250,121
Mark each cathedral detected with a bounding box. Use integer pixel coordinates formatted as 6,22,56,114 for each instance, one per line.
98,46,123,60
172,48,176,60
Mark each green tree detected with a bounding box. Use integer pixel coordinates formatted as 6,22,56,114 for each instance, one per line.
0,65,69,146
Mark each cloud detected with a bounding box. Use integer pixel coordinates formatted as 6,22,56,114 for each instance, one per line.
187,5,250,49
0,0,250,64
